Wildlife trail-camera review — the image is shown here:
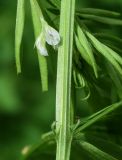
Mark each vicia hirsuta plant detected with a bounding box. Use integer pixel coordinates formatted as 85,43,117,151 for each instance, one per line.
15,0,122,160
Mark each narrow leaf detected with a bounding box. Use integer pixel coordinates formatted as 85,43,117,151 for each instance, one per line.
106,44,122,54
105,62,122,99
30,0,48,91
75,35,91,65
15,0,25,74
79,141,118,160
94,33,122,44
86,31,122,75
85,133,122,160
78,14,122,25
77,26,98,77
77,8,120,17
75,101,122,134
103,44,122,66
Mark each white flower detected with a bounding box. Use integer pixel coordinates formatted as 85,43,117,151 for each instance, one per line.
35,18,60,56
35,33,48,56
45,26,60,46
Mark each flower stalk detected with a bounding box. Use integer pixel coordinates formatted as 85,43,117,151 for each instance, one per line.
56,0,76,160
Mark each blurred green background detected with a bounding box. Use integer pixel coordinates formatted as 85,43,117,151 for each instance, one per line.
0,0,122,159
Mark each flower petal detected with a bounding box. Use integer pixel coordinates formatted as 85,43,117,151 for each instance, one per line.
45,26,60,46
35,34,48,56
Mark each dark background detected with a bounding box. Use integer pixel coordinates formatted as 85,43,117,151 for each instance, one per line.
0,0,122,159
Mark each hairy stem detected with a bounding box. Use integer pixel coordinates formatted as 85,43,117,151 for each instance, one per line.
56,0,76,160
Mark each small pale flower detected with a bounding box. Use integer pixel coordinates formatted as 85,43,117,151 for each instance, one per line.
35,18,60,56
35,33,48,56
40,17,60,47
45,26,60,46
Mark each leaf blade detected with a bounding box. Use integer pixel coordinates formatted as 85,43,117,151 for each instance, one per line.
77,8,120,17
103,44,122,66
86,32,122,75
75,35,91,65
77,26,98,77
85,133,122,160
79,141,118,160
15,0,25,74
75,101,122,134
78,14,122,25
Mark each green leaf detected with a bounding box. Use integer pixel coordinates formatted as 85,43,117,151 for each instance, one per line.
15,0,25,74
85,133,122,160
75,101,122,134
106,44,122,54
105,62,122,99
103,44,122,66
76,26,98,77
79,141,118,160
75,35,91,65
30,0,48,91
86,31,122,75
94,33,122,44
78,14,122,25
77,8,120,17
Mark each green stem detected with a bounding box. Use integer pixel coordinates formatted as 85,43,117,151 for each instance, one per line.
56,0,76,160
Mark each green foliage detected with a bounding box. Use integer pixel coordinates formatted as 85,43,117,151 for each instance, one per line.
84,133,122,159
15,0,25,73
76,25,98,77
74,101,122,134
15,0,48,91
22,101,122,159
79,141,118,160
86,31,122,75
1,0,122,160
78,14,122,25
77,8,121,17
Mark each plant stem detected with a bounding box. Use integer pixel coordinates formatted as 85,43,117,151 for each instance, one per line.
56,0,76,160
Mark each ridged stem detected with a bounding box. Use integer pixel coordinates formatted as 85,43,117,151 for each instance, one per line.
55,0,76,159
